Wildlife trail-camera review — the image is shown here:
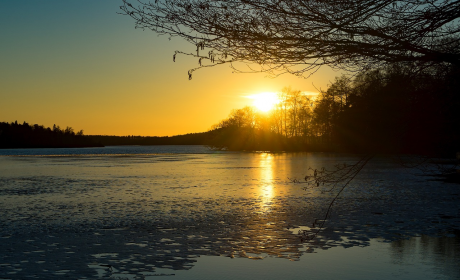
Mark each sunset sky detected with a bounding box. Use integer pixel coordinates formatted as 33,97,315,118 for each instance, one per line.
1,1,341,136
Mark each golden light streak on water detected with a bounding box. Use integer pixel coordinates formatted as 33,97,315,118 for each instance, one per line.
259,153,274,211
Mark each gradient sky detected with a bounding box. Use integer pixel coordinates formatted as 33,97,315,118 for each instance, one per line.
1,1,342,136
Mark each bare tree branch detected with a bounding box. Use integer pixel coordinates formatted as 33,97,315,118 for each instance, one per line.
121,0,460,78
290,154,374,242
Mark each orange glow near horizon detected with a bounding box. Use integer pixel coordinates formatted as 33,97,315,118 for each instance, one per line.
247,92,280,112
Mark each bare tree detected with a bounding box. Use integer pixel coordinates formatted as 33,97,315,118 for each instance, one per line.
121,0,460,78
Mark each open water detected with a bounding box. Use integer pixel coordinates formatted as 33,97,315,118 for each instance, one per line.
0,145,459,279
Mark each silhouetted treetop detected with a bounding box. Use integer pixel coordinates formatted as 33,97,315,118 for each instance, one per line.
121,0,460,78
0,122,101,148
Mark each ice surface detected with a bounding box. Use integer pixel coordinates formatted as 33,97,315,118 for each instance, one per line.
0,148,459,279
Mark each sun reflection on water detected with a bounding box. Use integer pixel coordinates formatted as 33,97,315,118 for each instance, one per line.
259,153,274,210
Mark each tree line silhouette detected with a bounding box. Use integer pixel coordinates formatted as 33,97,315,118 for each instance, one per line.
208,64,460,157
0,121,102,148
3,63,459,156
0,121,218,149
88,132,215,146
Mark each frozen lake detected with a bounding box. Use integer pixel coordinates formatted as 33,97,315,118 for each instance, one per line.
0,146,459,279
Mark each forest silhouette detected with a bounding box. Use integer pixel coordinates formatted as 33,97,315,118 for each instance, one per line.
0,122,102,149
207,65,460,157
0,121,217,149
2,64,459,157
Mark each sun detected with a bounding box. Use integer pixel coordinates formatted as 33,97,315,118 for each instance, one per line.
248,92,279,112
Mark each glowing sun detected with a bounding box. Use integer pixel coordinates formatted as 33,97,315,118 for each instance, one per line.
248,92,279,112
